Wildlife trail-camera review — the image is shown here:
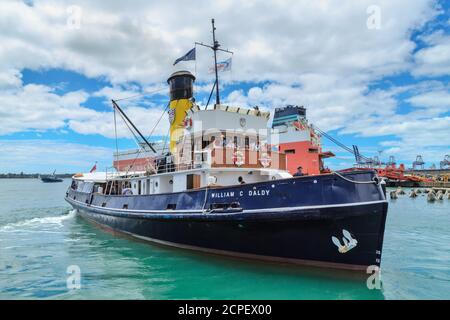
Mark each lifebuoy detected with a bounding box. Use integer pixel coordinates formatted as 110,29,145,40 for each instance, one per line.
259,152,272,168
293,121,305,131
184,117,193,129
232,150,245,167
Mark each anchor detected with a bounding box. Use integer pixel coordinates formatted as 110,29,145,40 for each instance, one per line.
331,229,358,253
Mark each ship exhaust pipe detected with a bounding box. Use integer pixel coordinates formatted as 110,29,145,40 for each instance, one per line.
167,71,196,154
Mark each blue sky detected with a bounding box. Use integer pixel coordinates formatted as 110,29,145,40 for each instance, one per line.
0,0,449,173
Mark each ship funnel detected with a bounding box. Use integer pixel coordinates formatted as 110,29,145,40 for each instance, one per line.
167,70,195,101
167,71,196,154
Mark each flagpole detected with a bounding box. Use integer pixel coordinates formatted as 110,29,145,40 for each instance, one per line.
211,19,220,106
195,19,233,109
194,43,197,78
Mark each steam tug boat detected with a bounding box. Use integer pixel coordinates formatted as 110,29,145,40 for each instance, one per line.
41,170,63,183
65,23,388,271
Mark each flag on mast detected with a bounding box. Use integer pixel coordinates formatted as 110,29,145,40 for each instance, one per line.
208,57,232,73
173,48,196,65
90,162,97,173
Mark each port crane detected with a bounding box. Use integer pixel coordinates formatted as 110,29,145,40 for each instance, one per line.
412,155,425,170
440,155,450,169
352,145,374,167
386,156,396,167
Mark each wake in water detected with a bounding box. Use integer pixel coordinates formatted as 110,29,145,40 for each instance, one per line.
0,209,77,232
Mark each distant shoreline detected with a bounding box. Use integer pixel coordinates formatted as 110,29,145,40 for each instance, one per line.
0,174,74,179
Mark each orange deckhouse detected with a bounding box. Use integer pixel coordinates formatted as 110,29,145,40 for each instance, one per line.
271,105,334,175
113,103,335,176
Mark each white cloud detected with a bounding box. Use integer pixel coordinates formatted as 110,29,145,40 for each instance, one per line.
413,31,450,77
68,105,169,139
0,69,22,89
407,89,450,115
92,84,168,107
224,77,398,131
0,139,113,173
224,80,450,165
0,0,448,169
0,83,92,135
0,0,439,84
0,81,169,139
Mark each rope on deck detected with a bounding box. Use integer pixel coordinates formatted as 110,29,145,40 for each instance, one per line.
333,171,377,184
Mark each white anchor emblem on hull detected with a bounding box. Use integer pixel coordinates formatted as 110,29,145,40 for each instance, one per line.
331,229,358,253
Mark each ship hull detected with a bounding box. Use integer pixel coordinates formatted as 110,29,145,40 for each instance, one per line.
65,171,388,271
69,200,386,270
41,177,63,183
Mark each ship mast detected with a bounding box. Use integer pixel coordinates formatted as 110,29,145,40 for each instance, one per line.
195,19,233,106
111,99,157,153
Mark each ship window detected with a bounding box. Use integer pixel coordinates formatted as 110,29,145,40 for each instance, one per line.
123,204,128,209
167,203,176,210
285,149,296,154
102,202,106,207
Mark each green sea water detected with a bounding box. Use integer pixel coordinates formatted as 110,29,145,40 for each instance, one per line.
0,179,449,299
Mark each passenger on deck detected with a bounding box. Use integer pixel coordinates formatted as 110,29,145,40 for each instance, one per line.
293,166,305,177
238,176,246,184
122,188,133,195
209,136,216,149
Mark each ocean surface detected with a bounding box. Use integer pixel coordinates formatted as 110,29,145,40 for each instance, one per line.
0,178,448,300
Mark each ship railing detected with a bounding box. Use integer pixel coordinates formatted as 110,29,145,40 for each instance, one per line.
151,150,212,174
124,146,287,176
150,147,287,173
209,147,287,170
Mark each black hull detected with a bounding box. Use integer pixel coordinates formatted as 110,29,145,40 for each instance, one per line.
41,177,63,183
66,197,387,271
65,171,388,270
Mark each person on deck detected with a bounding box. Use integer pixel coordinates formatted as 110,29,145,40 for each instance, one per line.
122,187,133,195
293,166,305,177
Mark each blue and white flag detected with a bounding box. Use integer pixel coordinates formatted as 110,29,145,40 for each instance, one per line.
173,47,196,65
209,57,232,73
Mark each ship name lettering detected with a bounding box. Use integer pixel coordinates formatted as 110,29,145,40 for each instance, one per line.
211,191,235,198
248,190,270,197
